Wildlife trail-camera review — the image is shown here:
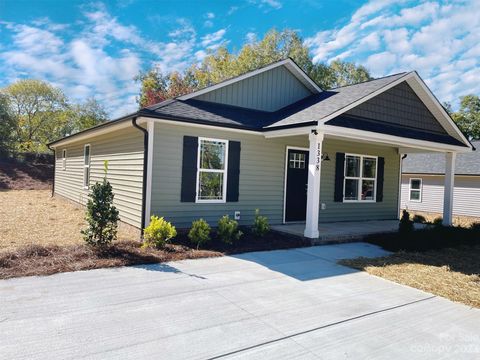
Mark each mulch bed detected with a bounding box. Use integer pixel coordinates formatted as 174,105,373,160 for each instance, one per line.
0,229,310,280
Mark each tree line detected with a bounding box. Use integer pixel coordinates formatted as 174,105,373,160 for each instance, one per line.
0,28,478,157
0,80,108,155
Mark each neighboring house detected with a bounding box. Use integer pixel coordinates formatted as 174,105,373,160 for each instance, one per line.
401,141,480,218
48,58,473,238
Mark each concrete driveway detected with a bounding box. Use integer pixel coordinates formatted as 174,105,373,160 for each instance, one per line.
1,243,479,359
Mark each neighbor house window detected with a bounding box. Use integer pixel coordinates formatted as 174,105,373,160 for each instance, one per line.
83,144,91,189
344,154,377,202
409,178,422,202
196,138,228,202
62,149,67,170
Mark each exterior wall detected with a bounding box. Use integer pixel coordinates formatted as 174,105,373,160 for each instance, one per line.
401,175,480,218
150,122,400,228
346,82,447,135
54,126,144,227
193,65,312,111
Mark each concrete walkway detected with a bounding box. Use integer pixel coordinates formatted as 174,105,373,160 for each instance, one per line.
1,243,479,359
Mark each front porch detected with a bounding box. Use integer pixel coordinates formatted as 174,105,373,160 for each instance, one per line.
271,220,425,244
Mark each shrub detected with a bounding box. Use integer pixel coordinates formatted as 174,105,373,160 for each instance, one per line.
252,209,269,237
432,217,444,227
412,214,426,224
469,222,480,232
82,161,120,247
188,219,211,249
399,209,414,233
217,215,242,244
143,216,177,248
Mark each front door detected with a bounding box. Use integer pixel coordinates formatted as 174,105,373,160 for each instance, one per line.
285,148,309,222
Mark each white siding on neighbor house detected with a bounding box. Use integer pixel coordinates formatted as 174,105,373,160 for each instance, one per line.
401,175,480,217
54,126,145,227
150,122,400,228
193,65,312,111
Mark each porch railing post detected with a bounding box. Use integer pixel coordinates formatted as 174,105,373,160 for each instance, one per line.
304,131,323,238
442,152,456,226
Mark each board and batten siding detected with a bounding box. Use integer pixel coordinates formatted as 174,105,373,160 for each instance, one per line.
150,122,400,228
193,65,312,112
401,175,480,217
54,126,144,227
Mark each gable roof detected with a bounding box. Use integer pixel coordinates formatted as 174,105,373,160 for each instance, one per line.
178,58,322,101
402,141,480,175
48,60,472,150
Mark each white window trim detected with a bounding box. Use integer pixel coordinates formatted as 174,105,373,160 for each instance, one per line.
343,153,378,203
409,178,423,202
83,144,91,190
195,137,229,203
62,149,67,171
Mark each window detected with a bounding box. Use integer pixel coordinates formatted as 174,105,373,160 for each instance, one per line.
409,178,422,202
289,152,306,169
344,154,377,202
62,149,67,170
196,138,228,202
83,145,91,189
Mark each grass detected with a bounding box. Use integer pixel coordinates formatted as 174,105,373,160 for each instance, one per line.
340,225,480,308
340,246,480,308
0,190,139,252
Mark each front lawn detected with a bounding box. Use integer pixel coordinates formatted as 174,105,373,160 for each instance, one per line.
340,227,480,308
0,189,308,279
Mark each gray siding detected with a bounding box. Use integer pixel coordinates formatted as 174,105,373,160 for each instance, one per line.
346,82,447,135
54,126,144,227
151,122,400,228
401,175,480,217
193,65,312,111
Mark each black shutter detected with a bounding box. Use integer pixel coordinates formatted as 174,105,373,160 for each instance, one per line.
334,152,345,202
181,136,198,202
226,141,241,202
376,157,385,202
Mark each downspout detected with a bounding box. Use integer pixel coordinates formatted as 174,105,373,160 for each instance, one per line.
47,144,55,198
398,153,408,218
132,116,148,234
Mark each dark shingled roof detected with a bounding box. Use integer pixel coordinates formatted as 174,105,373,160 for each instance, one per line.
402,141,480,175
140,72,411,132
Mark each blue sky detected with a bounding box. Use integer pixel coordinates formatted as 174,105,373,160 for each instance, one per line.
1,0,479,118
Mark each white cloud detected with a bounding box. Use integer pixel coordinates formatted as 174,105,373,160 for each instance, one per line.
206,12,215,19
201,28,227,49
305,0,480,105
249,0,282,11
0,5,228,117
245,32,257,43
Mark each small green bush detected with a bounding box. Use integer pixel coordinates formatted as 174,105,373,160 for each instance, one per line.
217,215,242,244
82,161,120,247
252,209,269,237
412,214,426,224
399,209,414,233
188,219,211,249
143,216,177,248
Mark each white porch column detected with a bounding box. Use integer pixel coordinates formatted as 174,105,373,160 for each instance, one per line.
304,131,324,238
144,120,154,227
442,152,456,226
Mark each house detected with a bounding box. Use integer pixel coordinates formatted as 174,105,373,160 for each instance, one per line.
401,140,479,219
47,58,473,239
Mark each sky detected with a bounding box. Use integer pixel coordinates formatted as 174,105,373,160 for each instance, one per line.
1,0,479,118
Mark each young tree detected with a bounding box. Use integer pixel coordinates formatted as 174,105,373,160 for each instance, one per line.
136,28,372,107
61,98,108,137
81,161,120,247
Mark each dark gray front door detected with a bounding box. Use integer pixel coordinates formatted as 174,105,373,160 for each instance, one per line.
285,149,308,222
